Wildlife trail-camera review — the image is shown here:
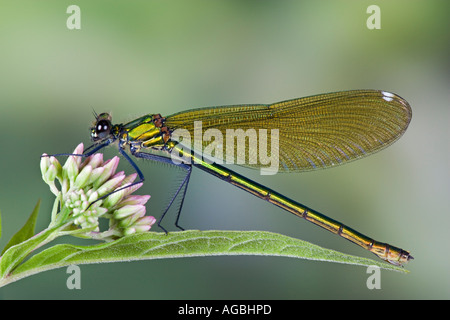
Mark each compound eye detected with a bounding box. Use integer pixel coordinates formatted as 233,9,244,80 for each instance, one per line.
91,119,111,141
96,120,110,134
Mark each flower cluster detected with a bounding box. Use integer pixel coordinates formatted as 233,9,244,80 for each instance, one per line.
40,143,156,239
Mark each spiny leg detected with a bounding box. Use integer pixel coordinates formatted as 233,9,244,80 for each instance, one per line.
174,166,192,230
41,140,112,159
131,150,192,233
83,146,188,217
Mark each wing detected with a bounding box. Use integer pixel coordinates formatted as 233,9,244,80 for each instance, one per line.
165,90,412,172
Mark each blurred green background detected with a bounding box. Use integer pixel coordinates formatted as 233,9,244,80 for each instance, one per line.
0,0,448,299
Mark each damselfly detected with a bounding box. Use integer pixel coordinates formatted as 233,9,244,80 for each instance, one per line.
46,90,413,266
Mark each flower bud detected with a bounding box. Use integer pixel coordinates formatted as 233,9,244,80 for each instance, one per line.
42,143,155,238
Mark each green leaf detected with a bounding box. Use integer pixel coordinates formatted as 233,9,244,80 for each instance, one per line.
0,226,61,279
0,230,408,287
1,200,41,255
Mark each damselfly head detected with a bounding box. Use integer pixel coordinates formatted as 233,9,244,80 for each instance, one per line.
91,112,113,142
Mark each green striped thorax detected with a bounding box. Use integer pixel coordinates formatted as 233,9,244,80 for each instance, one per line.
90,112,175,153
